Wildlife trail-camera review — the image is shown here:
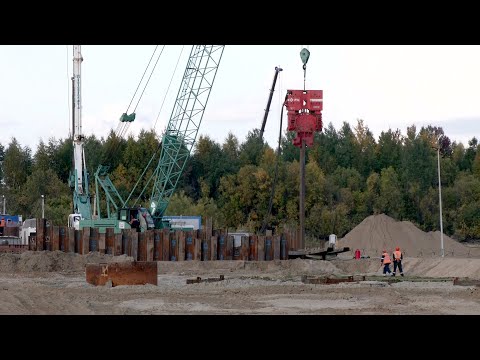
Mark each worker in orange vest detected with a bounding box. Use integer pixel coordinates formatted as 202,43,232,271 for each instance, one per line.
0,217,4,235
381,249,392,276
392,246,404,277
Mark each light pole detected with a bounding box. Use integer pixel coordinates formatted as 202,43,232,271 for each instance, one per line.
41,195,45,219
436,137,444,258
2,195,4,214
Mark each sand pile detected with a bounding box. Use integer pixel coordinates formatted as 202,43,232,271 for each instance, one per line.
336,214,480,258
0,251,133,273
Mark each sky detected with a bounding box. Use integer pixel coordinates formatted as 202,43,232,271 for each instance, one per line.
2,45,480,154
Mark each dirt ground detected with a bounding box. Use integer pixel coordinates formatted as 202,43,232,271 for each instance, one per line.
1,251,479,315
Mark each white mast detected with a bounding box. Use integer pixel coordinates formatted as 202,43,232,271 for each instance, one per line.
72,45,84,194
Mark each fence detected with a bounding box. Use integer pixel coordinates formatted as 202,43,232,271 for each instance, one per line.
27,220,294,261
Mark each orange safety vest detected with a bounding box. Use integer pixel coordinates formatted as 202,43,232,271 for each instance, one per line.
382,252,391,265
394,250,402,261
0,219,4,227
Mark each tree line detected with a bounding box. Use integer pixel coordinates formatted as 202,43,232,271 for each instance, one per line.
1,119,480,243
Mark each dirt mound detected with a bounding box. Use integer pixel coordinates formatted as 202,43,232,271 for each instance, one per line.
0,251,133,273
336,214,480,258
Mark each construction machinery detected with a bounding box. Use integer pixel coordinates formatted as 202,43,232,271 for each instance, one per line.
259,66,282,141
69,45,225,232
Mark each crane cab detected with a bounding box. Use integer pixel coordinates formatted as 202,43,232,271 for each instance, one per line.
118,207,154,232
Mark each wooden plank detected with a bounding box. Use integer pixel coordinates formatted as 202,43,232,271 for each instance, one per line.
178,230,185,261
131,230,139,261
153,230,162,261
205,217,212,242
82,227,90,255
273,235,281,260
105,228,115,255
162,229,170,261
185,230,194,261
146,230,154,262
98,232,106,254
194,237,201,260
257,235,265,261
249,235,257,261
114,233,122,256
138,232,146,261
210,236,217,261
241,235,249,260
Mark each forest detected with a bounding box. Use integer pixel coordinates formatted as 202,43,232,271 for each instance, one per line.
1,119,480,243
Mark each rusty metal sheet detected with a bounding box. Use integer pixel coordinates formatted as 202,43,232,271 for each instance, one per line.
36,218,44,251
98,232,106,254
194,237,201,260
59,226,67,252
114,233,122,256
273,235,280,260
184,231,194,261
53,226,65,251
90,227,99,252
226,235,233,260
265,235,274,261
85,261,158,286
210,236,217,261
121,230,128,255
201,239,209,261
105,228,115,255
138,232,146,261
161,229,170,261
170,232,178,261
131,230,139,261
218,234,227,260
178,231,185,261
67,228,75,253
280,235,288,260
75,229,81,254
240,236,249,260
146,230,154,262
257,236,265,261
249,235,257,261
82,227,90,254
153,230,161,261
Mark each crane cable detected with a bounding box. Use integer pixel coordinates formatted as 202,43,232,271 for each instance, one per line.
108,45,166,159
153,45,185,132
116,45,165,140
260,97,285,234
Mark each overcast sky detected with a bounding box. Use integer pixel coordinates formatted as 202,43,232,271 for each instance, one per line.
2,45,480,153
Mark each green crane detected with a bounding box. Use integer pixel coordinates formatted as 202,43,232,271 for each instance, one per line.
93,45,225,231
